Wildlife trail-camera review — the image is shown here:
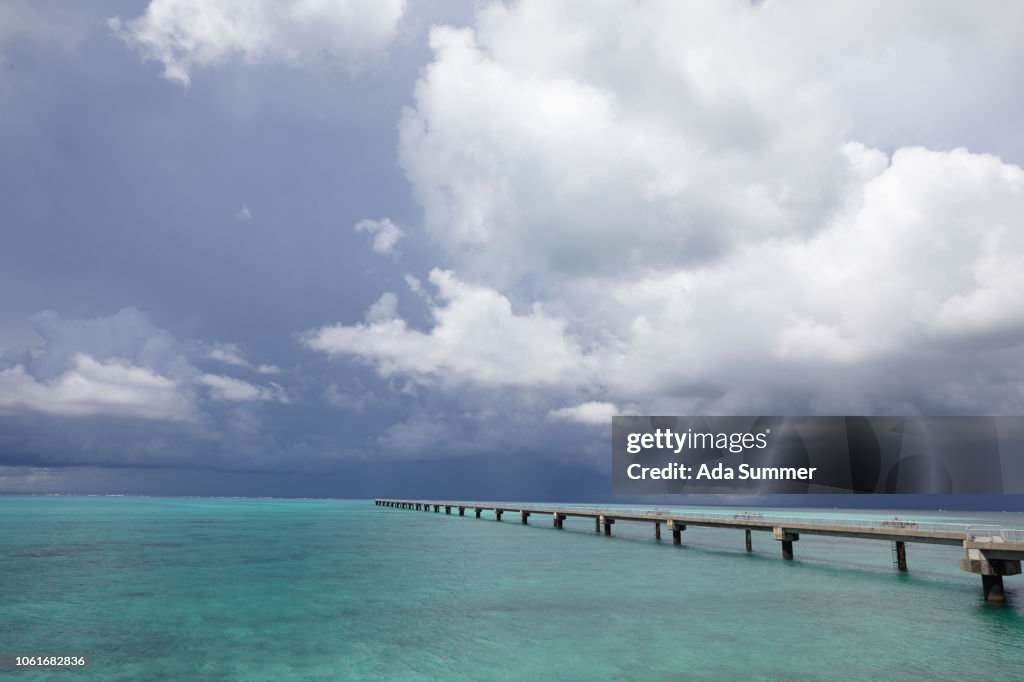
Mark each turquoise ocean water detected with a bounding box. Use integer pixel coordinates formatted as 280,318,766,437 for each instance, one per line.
3,496,1024,680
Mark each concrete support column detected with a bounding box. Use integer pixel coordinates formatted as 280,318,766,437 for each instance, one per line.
553,513,564,529
895,541,908,571
475,508,482,518
960,545,1022,604
982,575,1006,603
521,510,530,525
595,517,601,533
654,523,661,541
434,505,440,512
668,520,685,545
745,529,753,552
773,527,799,560
459,507,465,516
495,510,503,521
600,516,614,536
445,505,451,515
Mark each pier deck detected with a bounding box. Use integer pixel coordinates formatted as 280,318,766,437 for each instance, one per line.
375,499,1024,603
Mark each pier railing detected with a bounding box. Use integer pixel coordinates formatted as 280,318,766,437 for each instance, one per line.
966,526,1024,543
523,506,1024,539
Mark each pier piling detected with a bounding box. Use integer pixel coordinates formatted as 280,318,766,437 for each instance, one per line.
773,527,799,560
521,510,530,525
745,529,752,552
668,520,685,545
895,541,907,571
655,523,661,540
982,575,1005,603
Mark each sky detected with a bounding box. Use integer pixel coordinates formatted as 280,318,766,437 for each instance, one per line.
1,0,1024,504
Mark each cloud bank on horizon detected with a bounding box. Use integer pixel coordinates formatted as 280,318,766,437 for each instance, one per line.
2,0,1024,493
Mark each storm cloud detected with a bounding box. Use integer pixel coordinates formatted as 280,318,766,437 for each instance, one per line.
2,0,1024,498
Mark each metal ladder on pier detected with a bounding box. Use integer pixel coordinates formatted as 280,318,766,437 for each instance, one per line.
890,542,899,568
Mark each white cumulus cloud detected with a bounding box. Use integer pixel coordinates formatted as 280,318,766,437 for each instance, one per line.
364,292,399,323
354,218,405,256
207,342,281,375
302,269,595,388
398,0,1024,286
0,354,194,420
0,309,291,423
110,0,407,86
198,373,289,403
548,401,618,426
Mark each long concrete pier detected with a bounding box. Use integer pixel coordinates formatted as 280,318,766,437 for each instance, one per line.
375,499,1024,603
